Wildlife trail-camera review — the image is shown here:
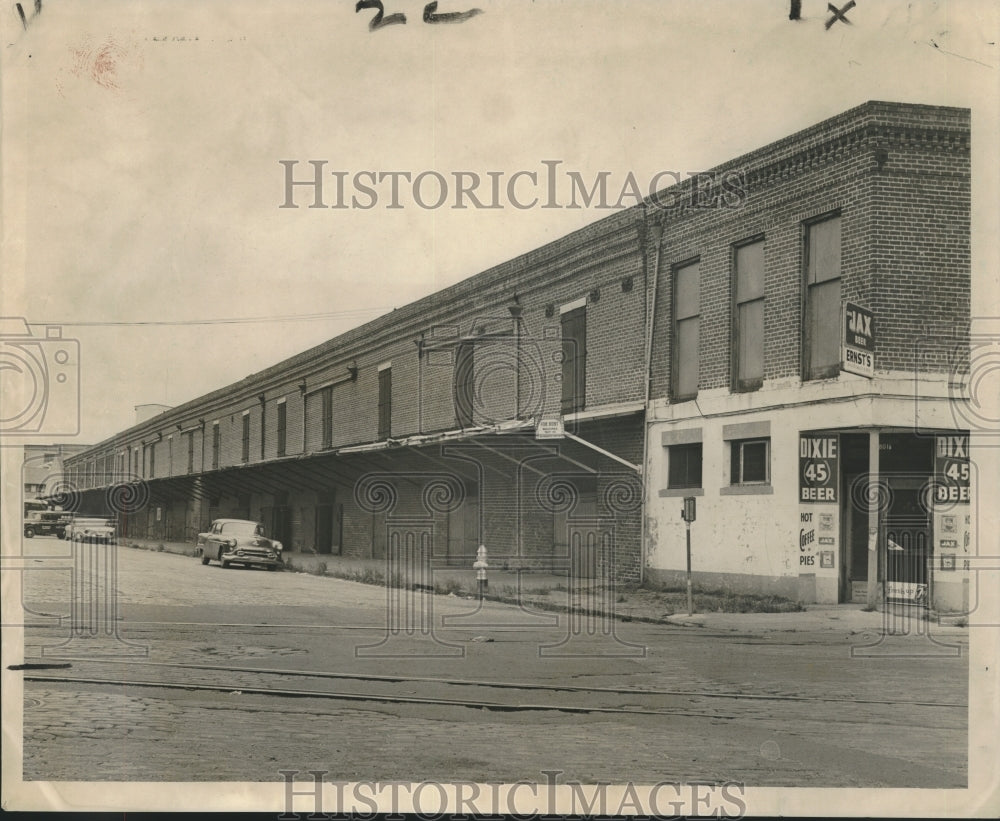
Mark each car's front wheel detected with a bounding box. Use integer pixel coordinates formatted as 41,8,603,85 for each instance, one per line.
24,528,34,538
201,554,210,565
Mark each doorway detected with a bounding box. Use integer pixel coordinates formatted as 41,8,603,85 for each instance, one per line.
839,434,870,602
315,493,342,556
880,433,934,607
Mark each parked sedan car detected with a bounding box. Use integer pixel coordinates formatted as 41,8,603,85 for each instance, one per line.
64,516,116,543
197,519,283,570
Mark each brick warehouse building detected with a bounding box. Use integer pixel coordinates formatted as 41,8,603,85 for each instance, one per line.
61,101,972,610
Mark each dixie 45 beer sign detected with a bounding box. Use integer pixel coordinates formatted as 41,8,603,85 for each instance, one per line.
842,302,875,378
800,434,839,502
935,434,970,504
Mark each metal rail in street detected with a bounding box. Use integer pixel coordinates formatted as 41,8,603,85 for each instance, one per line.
19,657,967,710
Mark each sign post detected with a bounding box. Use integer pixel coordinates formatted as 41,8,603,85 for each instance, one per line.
681,497,696,615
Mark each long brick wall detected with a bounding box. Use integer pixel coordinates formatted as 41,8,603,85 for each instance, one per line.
65,101,970,585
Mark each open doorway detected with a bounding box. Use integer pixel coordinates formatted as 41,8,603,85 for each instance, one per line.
839,433,870,603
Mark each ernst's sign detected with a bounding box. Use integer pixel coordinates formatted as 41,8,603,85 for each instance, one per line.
842,302,875,377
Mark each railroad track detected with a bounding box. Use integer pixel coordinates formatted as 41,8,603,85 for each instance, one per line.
19,657,967,719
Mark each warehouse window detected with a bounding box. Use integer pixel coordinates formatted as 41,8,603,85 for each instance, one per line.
672,259,700,400
378,364,392,440
733,238,765,391
321,387,333,449
212,422,220,470
260,401,266,460
277,400,287,457
186,431,195,474
803,214,842,380
667,443,703,490
561,300,586,414
146,444,155,479
454,340,475,428
730,438,770,485
241,412,250,463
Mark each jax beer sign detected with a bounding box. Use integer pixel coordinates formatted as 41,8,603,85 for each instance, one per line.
800,434,839,503
842,302,875,378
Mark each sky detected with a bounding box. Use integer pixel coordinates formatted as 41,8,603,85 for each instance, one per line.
2,0,998,445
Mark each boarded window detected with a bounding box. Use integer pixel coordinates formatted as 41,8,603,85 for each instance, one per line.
212,424,220,470
454,341,475,428
241,414,250,463
673,260,700,399
734,239,765,391
378,368,392,439
321,387,333,449
804,215,842,380
277,402,287,457
561,307,587,414
668,443,703,489
186,432,195,474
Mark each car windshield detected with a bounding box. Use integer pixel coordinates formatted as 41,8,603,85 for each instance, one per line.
221,521,263,537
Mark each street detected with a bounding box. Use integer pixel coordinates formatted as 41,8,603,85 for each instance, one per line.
15,540,967,787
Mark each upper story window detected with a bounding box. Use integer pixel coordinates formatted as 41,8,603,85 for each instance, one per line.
186,431,195,474
803,213,842,380
733,238,765,392
212,422,220,470
321,386,333,449
560,299,587,415
277,400,287,457
260,401,266,460
454,340,475,428
672,259,700,400
241,412,250,463
377,363,392,440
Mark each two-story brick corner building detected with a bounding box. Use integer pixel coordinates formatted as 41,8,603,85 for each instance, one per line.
61,100,973,611
644,101,972,612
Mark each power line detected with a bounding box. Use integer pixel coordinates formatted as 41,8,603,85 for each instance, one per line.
33,308,393,328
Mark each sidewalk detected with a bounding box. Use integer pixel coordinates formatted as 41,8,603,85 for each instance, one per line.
120,537,971,637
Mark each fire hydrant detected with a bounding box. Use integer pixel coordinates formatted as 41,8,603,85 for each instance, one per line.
473,544,489,600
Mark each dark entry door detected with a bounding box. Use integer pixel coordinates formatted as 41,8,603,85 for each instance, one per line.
446,482,478,566
839,434,870,603
271,506,293,549
315,496,342,556
883,477,932,606
553,475,598,580
316,504,333,555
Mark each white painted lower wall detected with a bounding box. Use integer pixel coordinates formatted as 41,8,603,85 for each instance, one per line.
643,371,975,608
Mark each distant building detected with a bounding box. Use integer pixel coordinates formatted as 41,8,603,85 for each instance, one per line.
22,444,91,505
64,102,971,611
